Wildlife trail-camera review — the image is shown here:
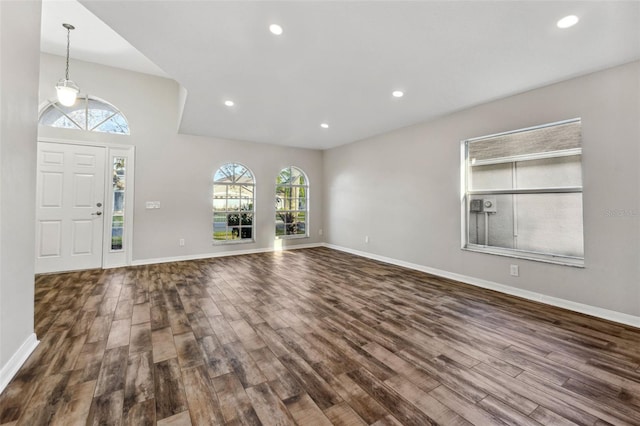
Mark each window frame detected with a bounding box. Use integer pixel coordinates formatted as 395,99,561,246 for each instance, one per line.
212,162,256,244
275,166,309,239
461,118,585,267
110,156,127,253
39,95,130,135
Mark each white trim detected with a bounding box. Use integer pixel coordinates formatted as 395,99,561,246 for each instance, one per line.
131,242,323,266
470,148,582,166
276,235,309,241
37,139,135,271
464,117,581,143
323,243,640,329
468,186,582,195
38,136,132,149
0,333,39,393
102,147,135,269
39,95,131,135
462,246,584,268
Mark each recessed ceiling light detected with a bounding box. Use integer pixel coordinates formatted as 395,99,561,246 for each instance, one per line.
557,15,579,29
392,90,404,98
320,123,329,129
224,100,234,107
269,24,283,35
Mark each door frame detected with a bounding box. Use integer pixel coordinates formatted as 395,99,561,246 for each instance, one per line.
38,137,135,270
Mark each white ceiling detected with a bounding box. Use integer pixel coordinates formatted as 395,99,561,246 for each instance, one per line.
43,1,639,150
41,0,168,77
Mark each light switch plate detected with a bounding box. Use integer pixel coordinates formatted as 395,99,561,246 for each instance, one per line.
510,264,519,277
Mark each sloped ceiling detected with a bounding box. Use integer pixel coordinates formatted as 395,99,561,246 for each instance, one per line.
59,1,640,149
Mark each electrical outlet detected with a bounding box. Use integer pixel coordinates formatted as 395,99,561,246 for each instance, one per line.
510,264,519,277
365,235,369,244
179,238,185,247
318,228,323,236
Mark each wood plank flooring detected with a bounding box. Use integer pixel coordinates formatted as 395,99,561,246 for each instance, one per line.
1,247,639,425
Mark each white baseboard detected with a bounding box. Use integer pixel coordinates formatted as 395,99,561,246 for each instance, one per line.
324,243,640,329
131,242,324,267
0,333,39,394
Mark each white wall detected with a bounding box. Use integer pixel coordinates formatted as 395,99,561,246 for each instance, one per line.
38,54,324,263
33,46,640,321
324,61,640,318
0,0,40,383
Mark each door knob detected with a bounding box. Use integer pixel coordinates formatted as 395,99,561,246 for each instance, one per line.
92,211,102,216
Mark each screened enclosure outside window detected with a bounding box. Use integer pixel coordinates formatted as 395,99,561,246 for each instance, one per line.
39,95,130,135
463,118,584,266
213,163,255,242
276,166,308,238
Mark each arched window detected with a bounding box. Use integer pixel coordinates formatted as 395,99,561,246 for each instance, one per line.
276,166,308,237
213,163,255,242
39,95,130,135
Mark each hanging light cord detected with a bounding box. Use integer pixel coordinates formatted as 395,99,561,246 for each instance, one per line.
61,23,75,81
65,26,71,81
56,23,79,106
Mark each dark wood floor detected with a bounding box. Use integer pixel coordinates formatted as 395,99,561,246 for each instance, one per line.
1,247,639,425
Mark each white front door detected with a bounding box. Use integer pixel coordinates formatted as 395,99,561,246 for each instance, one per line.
35,142,106,273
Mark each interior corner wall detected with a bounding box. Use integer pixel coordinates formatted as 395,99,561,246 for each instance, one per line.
0,0,40,372
323,61,640,318
38,54,324,264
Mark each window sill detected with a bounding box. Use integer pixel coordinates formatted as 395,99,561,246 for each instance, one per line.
463,245,584,268
276,235,309,240
212,239,255,246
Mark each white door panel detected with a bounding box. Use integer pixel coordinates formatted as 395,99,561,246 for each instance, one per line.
42,151,64,165
74,154,96,167
38,221,62,257
41,172,63,207
73,174,95,207
72,220,94,255
36,142,106,273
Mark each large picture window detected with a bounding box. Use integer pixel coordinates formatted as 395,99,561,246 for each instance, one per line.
276,166,308,238
213,163,255,242
463,119,584,266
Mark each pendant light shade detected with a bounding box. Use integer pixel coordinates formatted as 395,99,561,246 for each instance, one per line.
55,79,80,107
56,23,79,107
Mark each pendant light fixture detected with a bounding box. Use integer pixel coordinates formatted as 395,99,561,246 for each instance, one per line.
55,23,80,107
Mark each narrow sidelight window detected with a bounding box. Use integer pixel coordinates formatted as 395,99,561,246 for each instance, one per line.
111,157,126,251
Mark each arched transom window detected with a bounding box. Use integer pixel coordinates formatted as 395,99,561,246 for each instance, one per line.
39,95,130,135
213,163,255,242
276,166,308,238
